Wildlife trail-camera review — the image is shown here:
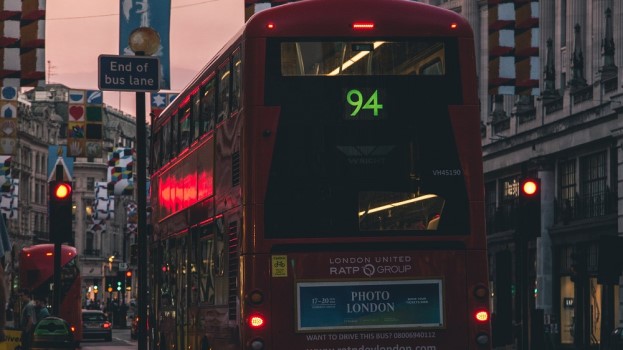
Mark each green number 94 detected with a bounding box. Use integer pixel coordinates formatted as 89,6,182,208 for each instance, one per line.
347,89,383,117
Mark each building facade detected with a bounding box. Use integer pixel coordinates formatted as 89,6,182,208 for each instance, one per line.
447,0,623,349
9,84,139,308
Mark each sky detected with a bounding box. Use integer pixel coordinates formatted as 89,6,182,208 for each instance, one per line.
45,0,244,116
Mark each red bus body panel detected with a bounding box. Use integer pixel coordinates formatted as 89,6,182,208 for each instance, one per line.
19,244,83,342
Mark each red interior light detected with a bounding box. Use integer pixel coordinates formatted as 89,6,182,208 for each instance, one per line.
266,22,275,29
352,22,375,30
450,23,458,29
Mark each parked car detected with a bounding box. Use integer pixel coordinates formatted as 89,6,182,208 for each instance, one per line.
82,309,112,341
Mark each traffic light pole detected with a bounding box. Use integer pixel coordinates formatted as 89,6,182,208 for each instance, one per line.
53,164,63,315
515,178,541,349
515,229,529,349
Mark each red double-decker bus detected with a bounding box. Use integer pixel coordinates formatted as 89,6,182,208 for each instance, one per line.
19,244,82,342
149,0,490,349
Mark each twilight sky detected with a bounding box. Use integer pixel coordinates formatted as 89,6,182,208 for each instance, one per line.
45,0,244,115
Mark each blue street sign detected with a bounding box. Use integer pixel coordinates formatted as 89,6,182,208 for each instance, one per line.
98,55,160,92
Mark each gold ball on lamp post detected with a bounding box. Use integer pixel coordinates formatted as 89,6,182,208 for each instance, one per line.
128,27,161,55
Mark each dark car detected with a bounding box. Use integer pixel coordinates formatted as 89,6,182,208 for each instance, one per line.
82,309,112,341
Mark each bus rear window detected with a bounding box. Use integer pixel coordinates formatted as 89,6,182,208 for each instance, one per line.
359,192,445,231
281,41,445,76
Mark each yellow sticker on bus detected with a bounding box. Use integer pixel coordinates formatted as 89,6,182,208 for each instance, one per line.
271,255,288,277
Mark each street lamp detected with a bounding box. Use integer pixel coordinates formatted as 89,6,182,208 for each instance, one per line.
128,26,159,350
128,27,160,56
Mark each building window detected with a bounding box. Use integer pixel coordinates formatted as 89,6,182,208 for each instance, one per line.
485,182,496,234
87,178,95,191
580,151,606,218
558,159,576,223
86,231,94,252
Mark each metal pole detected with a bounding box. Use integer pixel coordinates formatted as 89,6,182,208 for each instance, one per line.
53,164,63,315
136,87,148,350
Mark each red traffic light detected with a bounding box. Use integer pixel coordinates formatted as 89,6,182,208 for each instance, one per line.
53,183,72,199
126,271,133,278
49,180,73,244
520,178,539,197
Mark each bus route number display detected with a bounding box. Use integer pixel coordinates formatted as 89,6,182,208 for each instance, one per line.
344,88,386,120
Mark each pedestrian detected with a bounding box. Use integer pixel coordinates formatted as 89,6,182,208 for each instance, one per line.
33,295,49,324
0,214,12,343
19,289,36,350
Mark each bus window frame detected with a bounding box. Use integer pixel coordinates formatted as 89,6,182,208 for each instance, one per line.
162,121,171,165
152,127,163,170
278,39,448,77
192,92,201,141
171,109,180,157
179,104,192,151
217,59,231,124
231,49,242,117
197,223,217,305
200,74,217,136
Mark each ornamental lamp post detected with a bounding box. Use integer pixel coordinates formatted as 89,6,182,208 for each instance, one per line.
128,26,160,350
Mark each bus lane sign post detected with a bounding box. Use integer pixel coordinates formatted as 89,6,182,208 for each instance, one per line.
98,54,160,92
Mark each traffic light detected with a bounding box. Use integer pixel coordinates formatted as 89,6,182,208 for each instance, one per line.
125,271,133,291
49,180,73,244
516,177,541,238
115,271,126,291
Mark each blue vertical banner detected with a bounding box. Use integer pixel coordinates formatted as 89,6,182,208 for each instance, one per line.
119,0,171,90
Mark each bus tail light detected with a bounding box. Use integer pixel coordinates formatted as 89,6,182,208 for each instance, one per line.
248,314,266,329
474,310,489,323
